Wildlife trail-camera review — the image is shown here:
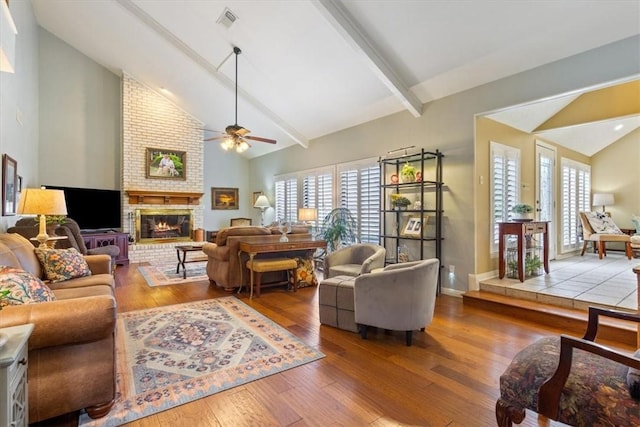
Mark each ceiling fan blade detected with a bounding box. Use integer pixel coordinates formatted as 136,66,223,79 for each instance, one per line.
245,135,277,144
204,135,227,141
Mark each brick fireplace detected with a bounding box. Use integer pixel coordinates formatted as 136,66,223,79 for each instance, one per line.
122,74,205,264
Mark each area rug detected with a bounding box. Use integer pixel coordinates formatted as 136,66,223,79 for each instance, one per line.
138,262,208,286
78,296,324,426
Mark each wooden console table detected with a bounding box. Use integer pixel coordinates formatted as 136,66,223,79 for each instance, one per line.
237,235,327,299
498,221,549,282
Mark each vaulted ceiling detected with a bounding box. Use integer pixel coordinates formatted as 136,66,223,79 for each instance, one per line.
31,0,640,158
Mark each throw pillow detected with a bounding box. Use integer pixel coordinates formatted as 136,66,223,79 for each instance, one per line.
0,265,56,307
584,211,622,234
290,256,318,288
627,349,640,400
34,247,91,283
631,215,640,234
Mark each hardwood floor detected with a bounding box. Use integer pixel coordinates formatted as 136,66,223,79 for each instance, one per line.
34,264,632,427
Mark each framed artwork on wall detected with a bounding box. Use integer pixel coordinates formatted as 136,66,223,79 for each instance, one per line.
252,191,263,206
212,187,239,210
145,148,186,180
2,154,17,216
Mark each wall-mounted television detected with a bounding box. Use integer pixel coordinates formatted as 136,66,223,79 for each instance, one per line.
43,185,122,232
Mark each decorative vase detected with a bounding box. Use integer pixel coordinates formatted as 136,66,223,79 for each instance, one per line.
46,223,60,236
401,174,415,184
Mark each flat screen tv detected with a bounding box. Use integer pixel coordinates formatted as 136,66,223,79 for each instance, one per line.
44,185,122,232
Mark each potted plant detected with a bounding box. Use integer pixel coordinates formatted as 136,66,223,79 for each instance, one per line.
512,204,533,221
390,194,411,210
319,208,358,252
400,163,417,183
34,215,67,235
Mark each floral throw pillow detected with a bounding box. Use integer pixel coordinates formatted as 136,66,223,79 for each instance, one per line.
34,247,91,283
290,256,318,288
0,265,56,307
584,211,622,234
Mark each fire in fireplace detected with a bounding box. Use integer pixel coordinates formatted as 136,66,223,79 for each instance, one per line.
135,209,194,243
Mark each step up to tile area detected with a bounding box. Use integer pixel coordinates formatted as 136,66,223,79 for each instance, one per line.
463,290,637,347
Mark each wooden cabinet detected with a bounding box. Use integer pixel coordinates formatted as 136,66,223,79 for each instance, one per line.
379,149,444,292
0,323,33,427
498,221,549,282
82,231,130,265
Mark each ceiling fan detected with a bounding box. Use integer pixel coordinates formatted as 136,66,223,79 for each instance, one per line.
204,46,276,153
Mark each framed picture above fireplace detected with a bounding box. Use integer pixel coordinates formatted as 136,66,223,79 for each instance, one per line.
212,187,239,210
145,148,186,180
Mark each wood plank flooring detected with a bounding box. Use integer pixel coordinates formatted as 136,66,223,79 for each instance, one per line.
34,264,633,427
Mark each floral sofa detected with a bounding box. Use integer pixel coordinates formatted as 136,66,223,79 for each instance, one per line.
202,225,318,292
0,232,116,423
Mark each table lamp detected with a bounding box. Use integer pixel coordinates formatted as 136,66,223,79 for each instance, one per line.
592,193,614,213
17,188,68,248
253,195,270,226
298,207,317,226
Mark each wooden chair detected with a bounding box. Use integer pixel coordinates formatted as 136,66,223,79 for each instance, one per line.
230,217,252,226
496,306,640,426
578,212,632,259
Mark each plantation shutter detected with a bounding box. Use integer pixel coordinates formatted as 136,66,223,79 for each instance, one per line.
490,142,520,252
301,168,333,227
560,158,591,253
274,176,297,223
338,160,381,244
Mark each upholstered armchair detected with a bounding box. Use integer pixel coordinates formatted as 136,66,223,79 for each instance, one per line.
354,258,440,346
323,243,386,279
496,306,640,426
578,212,632,259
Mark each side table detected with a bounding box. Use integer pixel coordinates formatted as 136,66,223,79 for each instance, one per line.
498,221,549,282
0,323,34,427
175,245,206,279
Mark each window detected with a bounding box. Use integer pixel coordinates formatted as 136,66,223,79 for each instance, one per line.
560,158,591,253
274,176,297,223
490,142,520,252
338,160,380,244
274,158,380,243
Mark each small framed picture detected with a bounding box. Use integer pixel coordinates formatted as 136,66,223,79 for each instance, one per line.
2,154,17,216
252,191,263,206
212,187,239,210
401,216,426,236
145,148,186,180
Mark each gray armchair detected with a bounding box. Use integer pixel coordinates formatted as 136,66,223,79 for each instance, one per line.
354,259,440,346
323,243,386,279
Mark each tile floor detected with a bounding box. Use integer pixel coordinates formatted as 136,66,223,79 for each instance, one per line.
480,252,639,312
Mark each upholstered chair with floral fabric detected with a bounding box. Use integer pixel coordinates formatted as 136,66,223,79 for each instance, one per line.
496,306,640,426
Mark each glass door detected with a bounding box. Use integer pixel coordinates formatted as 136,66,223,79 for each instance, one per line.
535,141,556,259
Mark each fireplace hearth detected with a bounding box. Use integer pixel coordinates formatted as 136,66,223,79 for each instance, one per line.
136,209,194,243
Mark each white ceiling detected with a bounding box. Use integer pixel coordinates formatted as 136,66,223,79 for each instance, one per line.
31,0,640,158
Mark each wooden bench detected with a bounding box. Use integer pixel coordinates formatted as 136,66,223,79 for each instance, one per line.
246,258,298,297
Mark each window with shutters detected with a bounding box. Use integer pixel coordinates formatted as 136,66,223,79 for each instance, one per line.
338,160,381,244
300,168,333,228
274,176,298,223
490,142,520,253
560,158,591,253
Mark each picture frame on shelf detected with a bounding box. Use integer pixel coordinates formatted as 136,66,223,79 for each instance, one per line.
145,148,186,180
2,154,17,216
401,215,427,236
211,187,239,210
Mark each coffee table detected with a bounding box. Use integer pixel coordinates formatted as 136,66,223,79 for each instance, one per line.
175,245,206,279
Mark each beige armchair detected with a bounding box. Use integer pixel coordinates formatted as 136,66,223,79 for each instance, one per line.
323,243,386,279
354,258,440,346
579,212,632,259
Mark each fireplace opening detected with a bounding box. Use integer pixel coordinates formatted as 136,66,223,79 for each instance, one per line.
136,209,194,243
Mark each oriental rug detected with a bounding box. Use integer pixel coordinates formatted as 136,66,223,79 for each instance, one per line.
78,297,325,426
138,262,208,287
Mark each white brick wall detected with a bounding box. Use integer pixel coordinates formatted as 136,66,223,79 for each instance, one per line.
122,73,205,264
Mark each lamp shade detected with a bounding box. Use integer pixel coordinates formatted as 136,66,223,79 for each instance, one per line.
298,208,318,222
253,195,270,209
18,188,68,216
592,193,614,208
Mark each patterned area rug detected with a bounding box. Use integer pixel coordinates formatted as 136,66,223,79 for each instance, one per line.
138,262,208,286
79,297,324,426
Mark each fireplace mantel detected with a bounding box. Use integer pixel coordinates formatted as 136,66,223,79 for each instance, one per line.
127,190,204,205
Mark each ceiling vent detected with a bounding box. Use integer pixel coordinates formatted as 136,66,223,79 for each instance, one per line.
217,8,238,29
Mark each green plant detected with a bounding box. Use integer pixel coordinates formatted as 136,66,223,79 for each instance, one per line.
319,208,358,252
33,215,67,225
400,163,417,181
525,255,542,276
390,194,411,208
512,204,533,214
